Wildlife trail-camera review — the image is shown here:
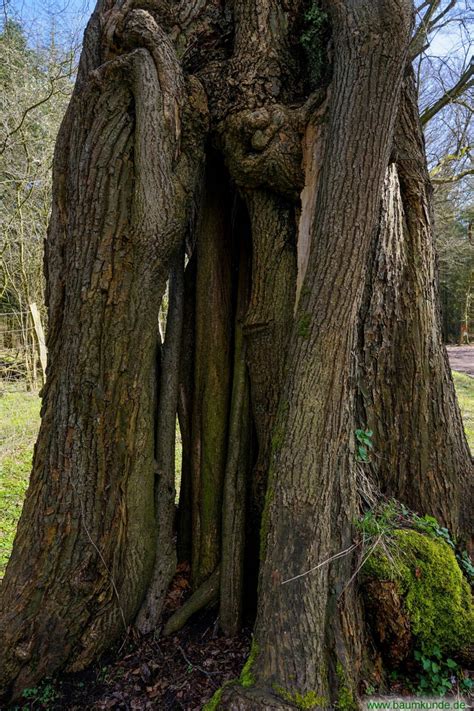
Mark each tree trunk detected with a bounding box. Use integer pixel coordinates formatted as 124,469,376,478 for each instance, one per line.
220,230,252,636
136,247,185,634
0,5,207,698
1,0,472,705
358,68,473,544
222,1,413,707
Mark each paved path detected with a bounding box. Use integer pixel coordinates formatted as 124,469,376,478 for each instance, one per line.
447,345,474,377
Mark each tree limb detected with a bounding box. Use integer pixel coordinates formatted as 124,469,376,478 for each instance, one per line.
431,167,474,183
420,59,474,125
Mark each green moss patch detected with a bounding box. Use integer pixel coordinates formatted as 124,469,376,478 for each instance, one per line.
274,686,327,709
239,641,260,688
364,529,474,654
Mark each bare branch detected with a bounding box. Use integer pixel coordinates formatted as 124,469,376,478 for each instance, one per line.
431,166,474,182
411,0,443,58
420,59,474,124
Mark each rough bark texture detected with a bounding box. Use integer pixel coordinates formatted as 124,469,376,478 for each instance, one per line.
0,2,207,698
1,0,473,704
222,1,414,707
358,69,473,544
243,191,297,521
136,247,185,634
362,581,412,667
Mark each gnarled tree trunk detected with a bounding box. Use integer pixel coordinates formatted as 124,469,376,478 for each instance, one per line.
0,4,207,697
1,0,472,705
222,1,414,707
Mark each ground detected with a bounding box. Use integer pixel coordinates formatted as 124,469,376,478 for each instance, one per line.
6,603,251,709
0,357,472,708
446,345,474,378
452,371,474,450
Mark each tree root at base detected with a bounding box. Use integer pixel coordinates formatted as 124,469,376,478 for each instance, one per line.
163,567,220,636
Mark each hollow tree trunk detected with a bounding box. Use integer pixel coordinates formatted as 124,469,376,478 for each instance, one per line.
2,0,473,704
0,4,207,698
358,68,473,544
222,1,413,707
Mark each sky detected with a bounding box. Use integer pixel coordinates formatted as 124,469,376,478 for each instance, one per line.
3,0,95,50
3,0,472,60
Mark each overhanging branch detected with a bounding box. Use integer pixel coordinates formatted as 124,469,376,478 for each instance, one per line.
420,60,474,125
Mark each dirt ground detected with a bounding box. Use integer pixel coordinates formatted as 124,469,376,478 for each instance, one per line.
447,345,474,377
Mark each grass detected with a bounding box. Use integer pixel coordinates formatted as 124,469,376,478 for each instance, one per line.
0,390,41,577
452,371,474,452
0,372,472,578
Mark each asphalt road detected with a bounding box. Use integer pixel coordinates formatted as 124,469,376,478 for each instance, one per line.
447,345,474,377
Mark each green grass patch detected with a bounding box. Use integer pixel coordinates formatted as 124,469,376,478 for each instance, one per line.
0,390,40,577
452,371,474,453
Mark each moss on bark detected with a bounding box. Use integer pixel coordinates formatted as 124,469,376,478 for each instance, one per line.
363,529,474,654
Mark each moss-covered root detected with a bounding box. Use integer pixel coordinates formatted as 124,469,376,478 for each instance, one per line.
363,529,474,654
204,643,355,710
202,687,223,711
211,683,346,710
273,687,330,709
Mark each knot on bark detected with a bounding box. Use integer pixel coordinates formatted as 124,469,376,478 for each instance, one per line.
217,106,304,201
14,641,33,662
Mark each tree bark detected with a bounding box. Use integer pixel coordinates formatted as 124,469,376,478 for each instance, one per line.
220,232,252,636
136,247,185,634
190,157,234,588
222,1,413,706
358,68,473,545
243,190,297,523
0,4,207,698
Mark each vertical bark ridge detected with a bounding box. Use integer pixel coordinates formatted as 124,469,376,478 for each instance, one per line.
358,69,473,543
220,234,252,635
243,190,297,521
136,246,185,635
222,2,413,707
190,158,234,588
